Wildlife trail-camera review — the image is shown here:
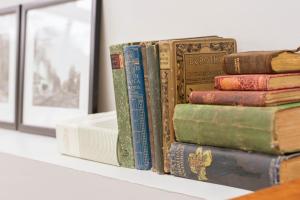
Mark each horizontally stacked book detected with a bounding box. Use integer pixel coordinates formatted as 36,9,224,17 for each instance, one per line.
172,49,300,190
110,37,236,172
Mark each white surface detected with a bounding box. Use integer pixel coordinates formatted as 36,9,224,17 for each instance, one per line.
0,128,251,200
98,0,300,111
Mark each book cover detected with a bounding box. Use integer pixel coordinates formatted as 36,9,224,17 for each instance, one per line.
159,37,237,172
146,43,164,174
110,44,135,168
189,88,300,106
173,103,300,154
170,142,300,191
124,45,152,170
215,73,300,91
224,48,300,74
141,44,156,171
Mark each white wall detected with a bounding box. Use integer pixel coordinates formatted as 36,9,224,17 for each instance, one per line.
2,0,300,111
100,0,300,110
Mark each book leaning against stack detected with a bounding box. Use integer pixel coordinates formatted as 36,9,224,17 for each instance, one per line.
171,47,300,190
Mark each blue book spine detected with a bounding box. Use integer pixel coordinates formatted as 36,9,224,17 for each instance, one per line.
123,45,152,170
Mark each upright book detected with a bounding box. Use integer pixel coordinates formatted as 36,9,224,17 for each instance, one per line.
146,43,164,173
224,48,300,74
110,44,135,168
170,142,300,191
124,45,152,170
173,103,300,154
159,37,237,172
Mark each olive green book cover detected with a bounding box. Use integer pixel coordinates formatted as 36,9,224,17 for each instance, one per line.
174,103,300,154
110,44,135,168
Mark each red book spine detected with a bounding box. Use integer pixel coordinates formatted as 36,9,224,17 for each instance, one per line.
189,91,266,106
215,75,269,91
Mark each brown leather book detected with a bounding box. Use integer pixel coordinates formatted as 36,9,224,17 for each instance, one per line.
159,36,236,172
232,178,300,200
215,73,300,91
189,88,300,106
224,47,300,74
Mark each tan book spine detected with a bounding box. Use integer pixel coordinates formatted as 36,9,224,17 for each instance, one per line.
159,41,175,173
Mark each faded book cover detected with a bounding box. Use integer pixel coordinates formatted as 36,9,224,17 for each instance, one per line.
110,44,135,168
124,45,152,170
173,103,300,155
189,88,300,106
159,37,236,172
215,73,300,91
146,43,164,174
170,142,300,191
141,43,156,172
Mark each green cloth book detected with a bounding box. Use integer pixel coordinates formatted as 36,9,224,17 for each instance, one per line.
173,103,300,154
110,44,135,168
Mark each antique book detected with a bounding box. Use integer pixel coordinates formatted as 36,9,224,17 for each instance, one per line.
189,88,300,106
173,103,300,154
124,45,152,170
56,112,120,166
146,43,164,174
215,73,300,91
233,178,300,200
141,43,156,171
170,142,300,191
224,48,300,74
110,44,135,168
159,37,236,172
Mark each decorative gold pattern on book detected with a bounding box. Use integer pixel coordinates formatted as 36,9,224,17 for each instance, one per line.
175,40,236,103
188,147,212,181
234,58,240,73
160,70,171,172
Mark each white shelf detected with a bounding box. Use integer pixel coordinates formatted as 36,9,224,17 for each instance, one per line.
0,128,251,200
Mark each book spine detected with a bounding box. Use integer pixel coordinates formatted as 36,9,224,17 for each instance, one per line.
159,41,176,173
110,45,135,168
146,44,164,174
173,104,280,154
141,45,156,171
170,142,279,190
189,91,266,106
224,53,274,74
215,75,269,91
124,45,152,170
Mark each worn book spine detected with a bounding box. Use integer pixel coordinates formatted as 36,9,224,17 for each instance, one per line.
146,44,164,174
215,74,300,91
159,41,175,173
110,44,135,168
141,45,156,171
215,75,269,91
189,90,267,106
173,103,300,154
224,52,275,74
124,45,152,170
170,142,282,191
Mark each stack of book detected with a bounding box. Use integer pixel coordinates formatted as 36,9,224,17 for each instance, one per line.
110,37,236,172
171,49,300,190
